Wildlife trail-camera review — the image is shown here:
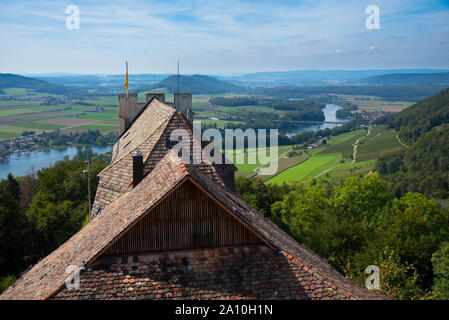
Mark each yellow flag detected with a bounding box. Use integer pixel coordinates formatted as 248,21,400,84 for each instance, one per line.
124,62,128,92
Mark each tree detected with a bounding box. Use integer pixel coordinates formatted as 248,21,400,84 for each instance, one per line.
26,157,107,254
330,174,391,227
383,193,449,288
431,242,449,299
0,174,29,276
271,181,331,257
235,176,292,217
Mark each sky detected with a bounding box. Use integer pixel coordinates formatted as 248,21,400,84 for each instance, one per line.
0,0,448,74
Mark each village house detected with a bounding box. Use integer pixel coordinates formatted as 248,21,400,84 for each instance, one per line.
0,92,387,300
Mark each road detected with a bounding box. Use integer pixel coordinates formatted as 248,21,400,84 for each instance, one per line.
396,132,409,148
352,126,371,163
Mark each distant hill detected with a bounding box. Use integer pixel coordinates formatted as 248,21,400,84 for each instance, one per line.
358,72,449,86
376,88,449,198
222,69,449,85
146,75,244,94
0,73,84,95
33,74,170,88
250,85,446,101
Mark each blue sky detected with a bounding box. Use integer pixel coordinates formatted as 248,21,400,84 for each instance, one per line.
0,0,448,74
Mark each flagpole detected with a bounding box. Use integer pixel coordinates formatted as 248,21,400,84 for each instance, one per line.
125,61,129,99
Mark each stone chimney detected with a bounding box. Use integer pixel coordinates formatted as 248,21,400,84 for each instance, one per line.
174,92,193,122
132,149,143,187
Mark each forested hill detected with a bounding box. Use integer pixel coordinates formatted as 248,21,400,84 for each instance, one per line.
358,72,449,86
147,75,244,94
0,73,84,95
376,87,449,198
381,87,449,143
377,125,449,199
250,85,445,102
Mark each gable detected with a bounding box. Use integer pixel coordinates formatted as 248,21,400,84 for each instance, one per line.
102,179,263,256
92,108,235,220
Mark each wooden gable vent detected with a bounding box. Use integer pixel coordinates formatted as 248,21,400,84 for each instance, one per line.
103,179,263,255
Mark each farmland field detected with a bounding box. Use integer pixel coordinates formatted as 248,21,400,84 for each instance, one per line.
318,129,367,159
330,94,414,112
13,122,66,130
265,125,402,185
268,153,340,185
226,145,293,173
200,119,244,128
356,126,404,161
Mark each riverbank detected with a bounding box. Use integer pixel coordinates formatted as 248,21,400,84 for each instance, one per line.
0,144,113,179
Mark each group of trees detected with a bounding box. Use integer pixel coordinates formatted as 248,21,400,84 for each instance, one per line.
209,96,326,123
38,130,117,147
377,125,449,199
0,151,108,292
236,175,449,299
376,88,449,199
250,85,447,102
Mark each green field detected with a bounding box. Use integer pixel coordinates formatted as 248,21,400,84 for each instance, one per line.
0,125,42,140
13,122,66,130
264,125,401,185
268,153,340,185
356,127,404,161
226,145,292,173
78,107,117,120
71,122,118,131
318,130,366,159
318,159,376,181
200,119,244,128
258,152,308,180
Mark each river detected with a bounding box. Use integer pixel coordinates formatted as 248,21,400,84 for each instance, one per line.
0,145,113,179
284,103,348,138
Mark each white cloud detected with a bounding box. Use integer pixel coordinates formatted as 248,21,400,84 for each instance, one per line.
0,0,448,73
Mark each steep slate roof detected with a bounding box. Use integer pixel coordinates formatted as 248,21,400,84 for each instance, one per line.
91,98,233,217
91,98,174,216
1,150,386,300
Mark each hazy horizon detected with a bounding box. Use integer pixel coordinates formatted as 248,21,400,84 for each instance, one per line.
18,68,449,77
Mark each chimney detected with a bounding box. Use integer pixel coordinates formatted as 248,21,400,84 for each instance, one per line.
118,93,146,135
145,92,165,103
174,92,193,122
132,149,143,187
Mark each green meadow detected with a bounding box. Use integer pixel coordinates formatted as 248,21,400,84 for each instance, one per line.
265,125,404,185
267,153,340,185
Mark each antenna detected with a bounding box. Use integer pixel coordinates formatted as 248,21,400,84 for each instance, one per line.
85,152,92,215
177,60,180,93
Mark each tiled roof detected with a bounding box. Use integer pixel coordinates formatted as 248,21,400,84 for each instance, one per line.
110,99,174,164
0,150,387,300
54,246,349,300
0,151,189,300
